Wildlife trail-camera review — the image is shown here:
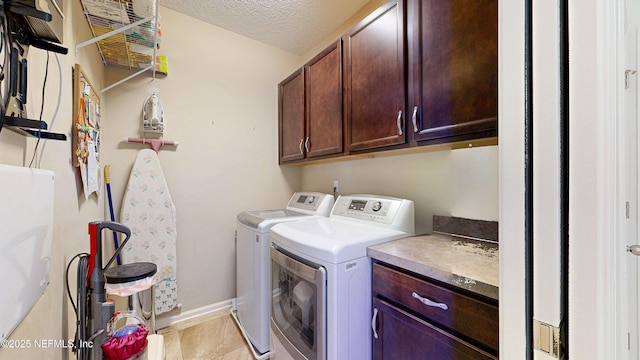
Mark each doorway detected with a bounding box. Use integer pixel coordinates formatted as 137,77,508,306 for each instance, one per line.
501,0,634,358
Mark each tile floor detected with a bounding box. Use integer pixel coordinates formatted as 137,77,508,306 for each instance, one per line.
157,310,254,360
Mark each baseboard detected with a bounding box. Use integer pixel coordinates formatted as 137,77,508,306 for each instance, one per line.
155,299,233,330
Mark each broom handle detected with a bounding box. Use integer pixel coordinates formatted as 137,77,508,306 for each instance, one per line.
104,165,121,265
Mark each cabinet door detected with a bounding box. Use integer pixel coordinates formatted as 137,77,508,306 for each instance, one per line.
305,40,344,158
408,0,498,144
344,0,406,152
372,298,497,360
279,69,305,163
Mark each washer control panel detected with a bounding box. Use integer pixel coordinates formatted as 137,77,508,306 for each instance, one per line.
286,192,334,215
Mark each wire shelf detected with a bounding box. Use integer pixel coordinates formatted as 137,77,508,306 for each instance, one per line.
77,0,167,91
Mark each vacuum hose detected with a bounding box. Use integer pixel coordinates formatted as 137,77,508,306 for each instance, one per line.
66,253,89,359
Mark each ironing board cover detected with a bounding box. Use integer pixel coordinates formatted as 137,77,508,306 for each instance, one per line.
120,149,177,315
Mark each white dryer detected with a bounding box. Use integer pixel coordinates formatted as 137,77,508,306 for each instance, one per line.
270,194,414,360
235,192,334,356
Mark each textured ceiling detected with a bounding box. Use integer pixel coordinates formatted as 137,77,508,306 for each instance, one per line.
158,0,370,55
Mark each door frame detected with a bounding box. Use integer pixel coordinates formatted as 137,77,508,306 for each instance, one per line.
566,0,619,358
617,1,640,358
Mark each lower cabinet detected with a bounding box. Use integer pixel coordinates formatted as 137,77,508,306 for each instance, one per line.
372,262,498,359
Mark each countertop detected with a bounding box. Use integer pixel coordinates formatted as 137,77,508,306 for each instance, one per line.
367,233,499,301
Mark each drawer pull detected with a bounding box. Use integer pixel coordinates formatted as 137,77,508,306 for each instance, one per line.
371,308,379,339
412,292,448,311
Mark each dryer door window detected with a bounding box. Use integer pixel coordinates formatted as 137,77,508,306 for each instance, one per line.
271,245,326,360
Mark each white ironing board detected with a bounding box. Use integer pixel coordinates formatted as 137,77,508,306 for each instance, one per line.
120,149,178,314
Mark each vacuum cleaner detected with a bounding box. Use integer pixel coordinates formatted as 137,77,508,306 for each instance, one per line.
66,221,138,360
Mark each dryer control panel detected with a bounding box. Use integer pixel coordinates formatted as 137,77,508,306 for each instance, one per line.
331,195,415,233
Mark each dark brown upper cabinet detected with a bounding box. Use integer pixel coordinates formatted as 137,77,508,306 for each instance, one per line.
278,41,344,164
305,41,344,159
344,0,407,152
279,69,305,163
278,0,498,165
407,0,498,145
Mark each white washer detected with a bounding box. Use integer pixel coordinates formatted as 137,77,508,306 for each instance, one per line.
270,194,415,360
235,192,334,356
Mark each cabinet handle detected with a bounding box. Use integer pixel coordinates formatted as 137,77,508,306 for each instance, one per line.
411,106,419,133
371,308,379,339
396,110,403,135
412,292,448,311
304,137,310,153
299,139,304,154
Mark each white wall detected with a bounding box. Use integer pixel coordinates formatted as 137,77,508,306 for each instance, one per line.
301,146,499,234
101,7,302,314
0,1,106,359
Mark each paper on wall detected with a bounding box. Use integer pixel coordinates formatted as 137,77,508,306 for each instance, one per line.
81,140,100,199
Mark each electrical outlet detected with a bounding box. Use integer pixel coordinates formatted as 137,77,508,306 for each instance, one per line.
333,180,339,193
